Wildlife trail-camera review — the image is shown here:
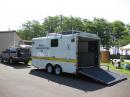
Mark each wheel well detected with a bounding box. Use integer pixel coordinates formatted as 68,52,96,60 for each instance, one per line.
46,63,53,69
9,57,13,60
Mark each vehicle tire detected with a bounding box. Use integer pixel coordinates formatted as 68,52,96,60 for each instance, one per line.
46,64,53,73
1,57,4,63
9,58,13,65
54,65,62,75
24,61,28,65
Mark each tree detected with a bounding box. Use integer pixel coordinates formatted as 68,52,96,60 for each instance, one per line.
119,34,130,46
117,24,130,46
17,20,45,40
17,15,128,50
82,19,95,32
17,21,32,40
93,18,112,49
43,16,61,33
62,16,83,31
112,21,125,41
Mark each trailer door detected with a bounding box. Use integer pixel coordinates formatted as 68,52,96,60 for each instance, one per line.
78,37,99,68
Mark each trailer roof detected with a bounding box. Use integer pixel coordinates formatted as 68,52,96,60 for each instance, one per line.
33,30,99,40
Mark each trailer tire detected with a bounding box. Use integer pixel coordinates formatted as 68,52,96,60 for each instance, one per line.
46,64,53,73
54,65,62,75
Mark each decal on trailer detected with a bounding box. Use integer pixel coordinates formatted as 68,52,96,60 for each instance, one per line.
36,44,49,50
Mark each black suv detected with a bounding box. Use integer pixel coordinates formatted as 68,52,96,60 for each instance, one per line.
1,47,31,64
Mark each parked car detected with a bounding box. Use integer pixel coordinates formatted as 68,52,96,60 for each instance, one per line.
1,46,31,65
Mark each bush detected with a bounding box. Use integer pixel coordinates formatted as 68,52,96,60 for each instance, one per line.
110,54,130,60
110,54,120,59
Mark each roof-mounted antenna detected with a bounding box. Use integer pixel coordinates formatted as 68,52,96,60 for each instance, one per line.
8,27,11,31
72,27,74,34
71,16,74,35
71,16,73,34
59,14,63,38
46,31,48,38
97,32,98,36
47,26,51,38
60,14,63,33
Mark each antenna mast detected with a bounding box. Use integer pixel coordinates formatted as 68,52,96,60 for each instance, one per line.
71,16,74,34
60,14,63,33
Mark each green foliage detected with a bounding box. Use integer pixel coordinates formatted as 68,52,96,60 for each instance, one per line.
17,16,129,49
118,34,130,46
111,21,126,46
93,18,112,49
43,16,61,32
62,16,83,31
112,21,125,39
83,19,95,32
17,20,46,40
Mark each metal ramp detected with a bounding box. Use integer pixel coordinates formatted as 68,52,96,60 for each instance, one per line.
78,67,127,85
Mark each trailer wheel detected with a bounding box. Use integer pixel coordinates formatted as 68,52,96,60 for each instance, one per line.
54,65,62,75
46,64,53,73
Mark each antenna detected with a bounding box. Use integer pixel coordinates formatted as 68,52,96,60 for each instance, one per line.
97,32,98,36
8,27,11,31
47,26,51,38
71,16,74,34
60,15,63,31
60,14,63,34
13,31,15,47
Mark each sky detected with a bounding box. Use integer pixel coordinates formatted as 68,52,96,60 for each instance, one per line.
0,0,130,31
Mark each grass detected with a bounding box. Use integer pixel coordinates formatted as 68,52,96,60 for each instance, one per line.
102,61,130,75
29,59,130,75
28,61,31,65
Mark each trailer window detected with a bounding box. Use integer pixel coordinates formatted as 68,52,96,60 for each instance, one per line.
51,39,58,47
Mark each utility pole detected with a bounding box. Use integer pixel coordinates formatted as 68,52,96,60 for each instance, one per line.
71,16,74,34
13,31,15,47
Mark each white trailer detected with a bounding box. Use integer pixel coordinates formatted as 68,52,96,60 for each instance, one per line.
32,31,126,85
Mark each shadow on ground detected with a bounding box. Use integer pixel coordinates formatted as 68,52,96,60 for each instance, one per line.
1,62,31,69
29,69,106,92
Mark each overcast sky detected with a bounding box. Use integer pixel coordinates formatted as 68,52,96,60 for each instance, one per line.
0,0,130,31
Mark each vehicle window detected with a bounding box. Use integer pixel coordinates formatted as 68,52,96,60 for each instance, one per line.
51,39,58,47
10,48,16,53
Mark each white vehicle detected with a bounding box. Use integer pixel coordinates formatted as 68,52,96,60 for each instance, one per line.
32,31,126,85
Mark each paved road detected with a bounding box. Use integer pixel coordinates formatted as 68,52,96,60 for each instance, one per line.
0,62,130,97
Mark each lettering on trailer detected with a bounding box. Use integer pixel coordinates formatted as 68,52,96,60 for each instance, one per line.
36,44,49,50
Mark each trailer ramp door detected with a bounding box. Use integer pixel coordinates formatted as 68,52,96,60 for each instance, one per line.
78,67,127,85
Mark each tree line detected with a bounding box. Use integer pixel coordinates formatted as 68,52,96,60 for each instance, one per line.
17,16,130,49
